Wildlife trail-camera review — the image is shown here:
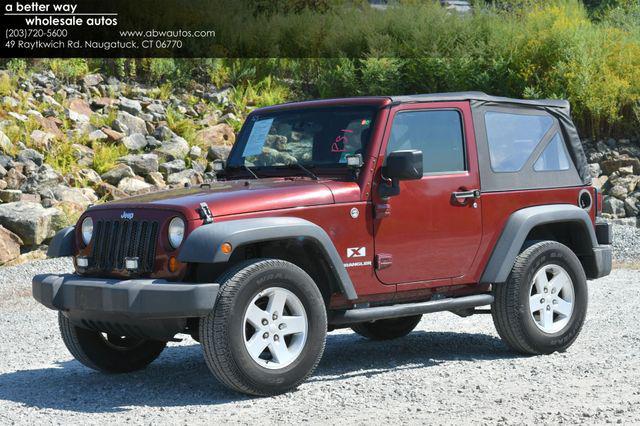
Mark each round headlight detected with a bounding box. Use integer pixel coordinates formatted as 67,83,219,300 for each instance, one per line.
168,217,185,249
81,217,93,245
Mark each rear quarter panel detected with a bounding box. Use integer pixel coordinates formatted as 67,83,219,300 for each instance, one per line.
460,186,596,286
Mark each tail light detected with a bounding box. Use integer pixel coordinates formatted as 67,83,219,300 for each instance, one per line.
594,187,603,217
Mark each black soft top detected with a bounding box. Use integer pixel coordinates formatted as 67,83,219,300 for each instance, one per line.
392,92,590,190
390,91,568,108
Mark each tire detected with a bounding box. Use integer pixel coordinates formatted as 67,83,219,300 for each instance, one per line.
351,315,422,341
491,241,588,355
200,259,327,396
58,312,167,373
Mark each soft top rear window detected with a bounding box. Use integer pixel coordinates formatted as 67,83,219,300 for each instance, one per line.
485,111,554,173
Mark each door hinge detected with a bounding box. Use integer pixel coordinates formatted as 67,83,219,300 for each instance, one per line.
375,253,393,270
198,202,214,224
375,203,392,218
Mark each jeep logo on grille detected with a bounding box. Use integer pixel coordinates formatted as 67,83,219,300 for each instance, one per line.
121,211,134,220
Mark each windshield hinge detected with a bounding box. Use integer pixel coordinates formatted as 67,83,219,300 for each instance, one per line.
198,202,214,224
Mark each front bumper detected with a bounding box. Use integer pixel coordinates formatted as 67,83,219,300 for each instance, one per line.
32,274,219,319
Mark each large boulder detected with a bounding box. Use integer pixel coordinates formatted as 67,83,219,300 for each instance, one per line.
23,165,63,193
88,129,108,141
0,189,23,203
167,169,203,186
610,185,629,200
71,144,94,167
624,196,640,217
100,163,135,185
4,168,26,190
155,137,190,160
95,182,127,201
67,98,92,122
118,97,142,115
76,168,102,186
601,157,640,176
146,171,166,188
121,133,148,151
117,153,159,176
37,116,64,139
83,74,103,87
0,225,22,265
29,129,56,150
51,185,95,208
101,127,125,141
0,201,64,245
195,123,235,147
159,159,186,177
207,145,231,161
118,177,153,194
17,149,44,167
603,196,626,218
114,111,148,136
189,145,203,160
153,125,176,142
0,130,13,154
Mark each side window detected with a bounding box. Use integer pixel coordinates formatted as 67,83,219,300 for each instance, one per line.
485,112,553,172
534,133,570,171
387,110,465,173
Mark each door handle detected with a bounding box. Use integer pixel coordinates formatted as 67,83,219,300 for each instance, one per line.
452,189,481,205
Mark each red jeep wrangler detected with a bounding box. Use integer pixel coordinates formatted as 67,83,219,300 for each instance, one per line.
33,92,612,396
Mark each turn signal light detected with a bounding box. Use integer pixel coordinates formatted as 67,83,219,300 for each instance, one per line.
221,242,233,254
168,256,179,272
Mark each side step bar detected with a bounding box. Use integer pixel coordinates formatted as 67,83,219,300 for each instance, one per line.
329,294,494,326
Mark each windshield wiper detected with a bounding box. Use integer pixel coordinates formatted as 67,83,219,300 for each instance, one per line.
228,164,259,179
288,163,319,180
243,165,260,179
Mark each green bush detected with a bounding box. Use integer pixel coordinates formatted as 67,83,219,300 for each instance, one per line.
44,58,90,82
0,73,12,97
4,0,640,138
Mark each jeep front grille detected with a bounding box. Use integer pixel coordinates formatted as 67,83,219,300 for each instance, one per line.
90,219,159,273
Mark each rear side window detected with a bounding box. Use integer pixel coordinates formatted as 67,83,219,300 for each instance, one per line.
387,110,465,173
485,112,553,172
534,133,571,171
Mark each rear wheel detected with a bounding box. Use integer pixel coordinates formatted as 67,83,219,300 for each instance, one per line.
200,259,327,396
58,313,166,373
491,241,588,355
352,315,422,341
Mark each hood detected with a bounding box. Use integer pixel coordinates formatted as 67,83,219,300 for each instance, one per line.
89,178,358,220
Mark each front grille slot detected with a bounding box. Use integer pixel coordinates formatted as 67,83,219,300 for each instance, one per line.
90,219,159,274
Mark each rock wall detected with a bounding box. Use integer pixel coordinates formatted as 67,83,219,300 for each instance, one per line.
584,138,640,226
0,70,236,264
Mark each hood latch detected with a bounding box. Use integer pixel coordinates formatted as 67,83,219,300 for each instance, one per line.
198,202,214,224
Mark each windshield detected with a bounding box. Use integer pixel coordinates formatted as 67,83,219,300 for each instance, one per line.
227,107,376,174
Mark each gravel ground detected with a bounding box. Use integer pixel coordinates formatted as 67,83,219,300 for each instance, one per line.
612,223,640,264
0,244,639,424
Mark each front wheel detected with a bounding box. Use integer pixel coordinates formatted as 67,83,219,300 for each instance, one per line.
492,241,588,355
200,259,327,396
58,313,166,373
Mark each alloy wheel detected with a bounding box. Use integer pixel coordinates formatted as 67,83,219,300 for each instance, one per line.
528,264,575,334
242,287,308,369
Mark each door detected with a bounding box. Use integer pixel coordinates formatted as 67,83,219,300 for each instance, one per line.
373,102,482,285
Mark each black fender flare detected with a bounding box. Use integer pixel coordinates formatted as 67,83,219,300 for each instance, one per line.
178,217,358,300
47,226,75,258
480,204,598,284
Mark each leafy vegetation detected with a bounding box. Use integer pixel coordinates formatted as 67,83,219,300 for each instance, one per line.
92,143,129,175
1,0,640,139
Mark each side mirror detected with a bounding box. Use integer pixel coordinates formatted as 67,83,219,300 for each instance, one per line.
379,150,423,198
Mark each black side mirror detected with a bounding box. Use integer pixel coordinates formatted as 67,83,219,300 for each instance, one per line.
379,150,423,198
